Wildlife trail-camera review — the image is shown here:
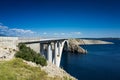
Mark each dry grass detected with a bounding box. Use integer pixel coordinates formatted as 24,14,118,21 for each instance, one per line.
0,58,70,80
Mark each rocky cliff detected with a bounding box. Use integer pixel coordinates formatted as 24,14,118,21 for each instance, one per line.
67,39,87,54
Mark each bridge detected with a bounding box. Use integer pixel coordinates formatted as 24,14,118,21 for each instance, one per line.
19,38,69,67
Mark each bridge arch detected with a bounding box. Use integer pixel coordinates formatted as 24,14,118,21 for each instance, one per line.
40,39,69,67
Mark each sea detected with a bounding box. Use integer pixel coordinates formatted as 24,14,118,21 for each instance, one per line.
60,38,120,80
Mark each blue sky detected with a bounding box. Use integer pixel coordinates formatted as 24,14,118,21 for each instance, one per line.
0,0,120,38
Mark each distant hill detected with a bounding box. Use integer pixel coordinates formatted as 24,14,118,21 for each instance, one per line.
79,38,120,40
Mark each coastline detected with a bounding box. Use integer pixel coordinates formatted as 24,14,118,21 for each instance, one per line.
67,39,113,54
78,39,113,45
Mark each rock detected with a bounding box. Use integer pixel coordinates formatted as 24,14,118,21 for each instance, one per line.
0,47,16,60
67,39,87,54
41,61,77,80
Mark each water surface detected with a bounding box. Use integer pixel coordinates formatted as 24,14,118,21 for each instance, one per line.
61,39,120,80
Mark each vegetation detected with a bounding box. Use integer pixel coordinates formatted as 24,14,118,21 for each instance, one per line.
0,58,47,80
0,58,69,80
0,44,74,80
15,43,47,66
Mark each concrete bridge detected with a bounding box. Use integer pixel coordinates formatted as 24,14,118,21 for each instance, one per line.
19,38,69,67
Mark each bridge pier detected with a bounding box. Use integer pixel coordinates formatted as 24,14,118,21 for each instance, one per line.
54,42,57,65
40,43,45,56
47,44,52,63
56,41,68,67
39,40,68,67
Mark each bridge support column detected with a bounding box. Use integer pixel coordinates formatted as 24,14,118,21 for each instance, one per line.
54,42,58,66
40,43,44,56
56,42,62,67
54,41,65,67
47,44,52,63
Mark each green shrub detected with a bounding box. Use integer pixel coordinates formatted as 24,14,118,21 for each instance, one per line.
15,43,47,66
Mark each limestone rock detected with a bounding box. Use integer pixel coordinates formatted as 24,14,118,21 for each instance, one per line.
67,39,87,54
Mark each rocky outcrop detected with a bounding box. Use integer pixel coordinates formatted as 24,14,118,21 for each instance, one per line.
41,61,77,80
0,37,18,60
68,39,87,54
0,47,16,60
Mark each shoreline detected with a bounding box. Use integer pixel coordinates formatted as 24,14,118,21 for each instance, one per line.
78,39,113,45
68,39,113,54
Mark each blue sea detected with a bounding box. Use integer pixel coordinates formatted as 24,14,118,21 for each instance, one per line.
60,39,120,80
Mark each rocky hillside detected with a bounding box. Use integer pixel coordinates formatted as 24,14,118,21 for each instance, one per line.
0,37,18,60
0,47,16,60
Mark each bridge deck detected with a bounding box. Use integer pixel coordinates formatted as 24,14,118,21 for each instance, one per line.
18,38,68,44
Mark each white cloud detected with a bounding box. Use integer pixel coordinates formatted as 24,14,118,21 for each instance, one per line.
53,33,59,35
0,24,8,34
73,32,81,35
52,32,82,37
66,33,72,35
0,25,8,29
0,23,35,36
70,32,81,35
61,33,65,35
43,32,47,35
10,28,34,34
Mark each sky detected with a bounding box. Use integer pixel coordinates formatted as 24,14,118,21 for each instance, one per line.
0,0,120,38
